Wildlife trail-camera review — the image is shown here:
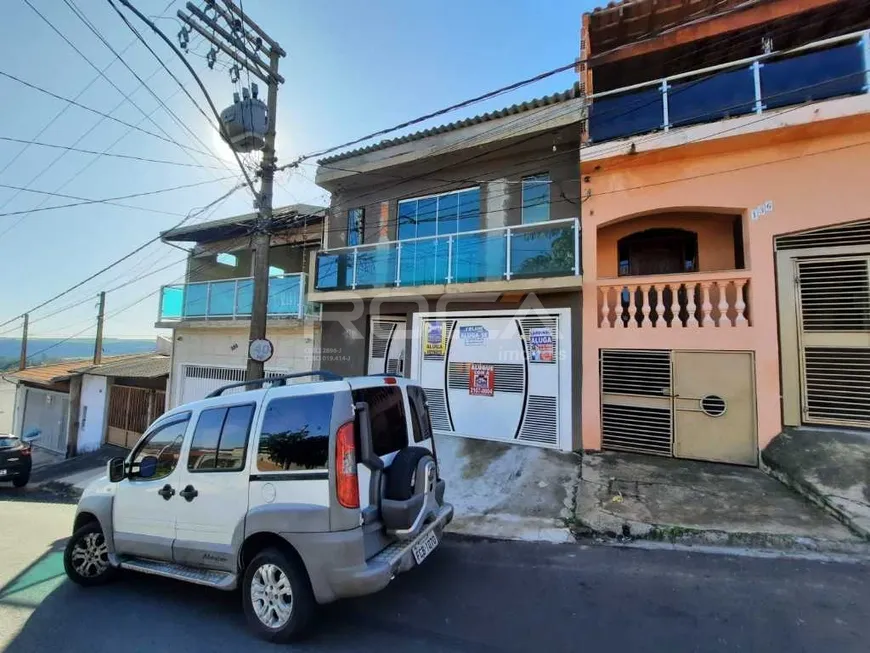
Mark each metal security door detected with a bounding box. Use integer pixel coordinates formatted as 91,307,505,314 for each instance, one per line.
796,257,870,427
21,388,69,454
367,317,406,376
672,351,757,466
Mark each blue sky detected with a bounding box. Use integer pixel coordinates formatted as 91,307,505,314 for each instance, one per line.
0,0,590,340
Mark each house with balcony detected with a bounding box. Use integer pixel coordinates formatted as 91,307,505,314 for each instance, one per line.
156,203,325,407
311,88,583,452
578,0,870,465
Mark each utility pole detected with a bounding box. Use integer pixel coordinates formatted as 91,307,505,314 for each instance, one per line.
179,1,285,382
94,291,106,365
18,314,28,371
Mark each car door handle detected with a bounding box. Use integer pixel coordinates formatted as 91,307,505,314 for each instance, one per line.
158,484,175,500
179,485,198,502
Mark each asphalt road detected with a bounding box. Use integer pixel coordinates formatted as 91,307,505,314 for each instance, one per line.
2,491,868,652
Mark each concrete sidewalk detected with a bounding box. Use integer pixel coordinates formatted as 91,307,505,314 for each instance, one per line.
574,451,867,554
763,427,870,540
29,445,127,496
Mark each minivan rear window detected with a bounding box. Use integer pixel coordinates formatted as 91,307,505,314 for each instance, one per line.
257,394,334,472
352,386,408,456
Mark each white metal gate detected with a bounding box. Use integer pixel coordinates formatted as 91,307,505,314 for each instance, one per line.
179,365,289,405
796,256,870,427
411,309,572,451
22,387,70,454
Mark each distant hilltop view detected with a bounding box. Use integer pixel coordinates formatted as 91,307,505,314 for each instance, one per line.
0,338,158,371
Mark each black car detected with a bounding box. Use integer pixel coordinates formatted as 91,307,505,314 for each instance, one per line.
0,435,33,488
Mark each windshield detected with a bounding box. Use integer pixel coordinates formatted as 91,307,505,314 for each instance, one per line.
0,436,19,449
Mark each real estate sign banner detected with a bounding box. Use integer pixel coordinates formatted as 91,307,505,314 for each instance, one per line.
424,321,446,356
468,363,495,396
529,327,555,363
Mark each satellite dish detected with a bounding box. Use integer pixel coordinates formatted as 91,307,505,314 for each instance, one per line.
219,88,268,153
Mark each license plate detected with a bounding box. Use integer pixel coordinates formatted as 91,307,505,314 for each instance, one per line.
0,469,7,476
411,531,438,565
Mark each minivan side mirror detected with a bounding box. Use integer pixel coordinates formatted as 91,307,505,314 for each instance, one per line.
107,457,126,483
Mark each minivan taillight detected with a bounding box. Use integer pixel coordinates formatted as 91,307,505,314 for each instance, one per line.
335,421,359,509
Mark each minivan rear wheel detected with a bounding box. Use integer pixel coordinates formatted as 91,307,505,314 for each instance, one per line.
242,548,315,642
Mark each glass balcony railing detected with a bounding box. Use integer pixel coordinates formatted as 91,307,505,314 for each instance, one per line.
589,30,870,143
314,218,580,291
158,273,317,321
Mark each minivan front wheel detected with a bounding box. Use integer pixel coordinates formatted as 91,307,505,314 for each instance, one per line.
63,522,116,586
243,548,314,642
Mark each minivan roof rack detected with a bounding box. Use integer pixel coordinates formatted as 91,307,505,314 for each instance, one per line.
205,370,344,398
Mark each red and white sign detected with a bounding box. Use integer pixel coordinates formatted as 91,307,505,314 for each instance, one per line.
468,363,494,397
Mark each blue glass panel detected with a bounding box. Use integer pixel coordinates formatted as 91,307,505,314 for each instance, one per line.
160,286,184,320
184,283,208,317
347,208,363,246
436,192,457,236
354,245,397,288
268,276,301,315
398,199,417,240
453,231,505,283
522,175,550,224
416,197,437,238
457,188,480,233
589,87,663,142
669,67,755,127
511,222,576,278
207,280,237,316
314,252,355,291
398,238,448,287
236,279,253,315
762,44,864,110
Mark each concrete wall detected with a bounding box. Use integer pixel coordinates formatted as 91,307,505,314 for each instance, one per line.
319,291,584,450
167,322,321,408
596,212,739,278
580,109,870,453
187,243,312,283
78,374,108,454
322,135,581,250
0,377,16,433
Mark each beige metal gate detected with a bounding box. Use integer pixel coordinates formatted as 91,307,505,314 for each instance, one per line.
795,256,870,427
106,386,165,448
601,349,757,465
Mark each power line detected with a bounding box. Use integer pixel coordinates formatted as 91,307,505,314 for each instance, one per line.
0,174,236,220
0,182,187,218
0,0,176,183
0,180,247,329
0,68,222,161
109,0,259,199
61,0,235,176
0,135,225,169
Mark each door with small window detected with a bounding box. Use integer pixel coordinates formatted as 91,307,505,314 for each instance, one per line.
174,401,258,570
113,412,192,561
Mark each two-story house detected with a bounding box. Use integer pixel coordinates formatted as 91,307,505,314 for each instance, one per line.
156,203,326,407
311,88,583,452
579,0,870,465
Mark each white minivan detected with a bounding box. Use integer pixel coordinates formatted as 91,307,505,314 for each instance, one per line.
63,372,453,642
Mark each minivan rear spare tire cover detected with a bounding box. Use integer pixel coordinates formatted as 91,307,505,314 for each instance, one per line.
385,447,433,501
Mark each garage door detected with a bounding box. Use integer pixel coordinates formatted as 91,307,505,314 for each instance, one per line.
179,365,289,405
411,310,572,451
22,387,69,454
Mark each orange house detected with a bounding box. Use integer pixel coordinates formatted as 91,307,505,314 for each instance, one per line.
579,0,870,464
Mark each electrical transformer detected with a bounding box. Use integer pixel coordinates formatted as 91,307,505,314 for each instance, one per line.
219,86,268,152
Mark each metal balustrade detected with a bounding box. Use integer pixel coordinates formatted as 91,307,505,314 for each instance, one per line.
158,273,316,321
314,218,581,291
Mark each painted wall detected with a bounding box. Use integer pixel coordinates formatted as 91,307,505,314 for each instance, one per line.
0,377,16,433
596,212,738,278
167,323,321,408
580,111,870,453
77,374,108,454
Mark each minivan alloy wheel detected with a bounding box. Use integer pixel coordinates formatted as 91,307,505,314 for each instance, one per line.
70,532,109,577
250,563,294,628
